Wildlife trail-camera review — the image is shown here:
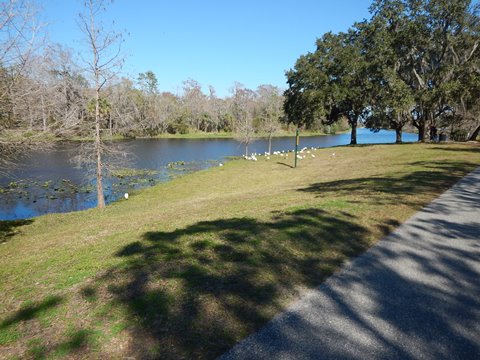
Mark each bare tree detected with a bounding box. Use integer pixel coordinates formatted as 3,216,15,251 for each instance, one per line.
256,84,283,154
46,44,88,133
79,0,124,208
231,82,256,156
153,92,179,134
11,45,88,135
8,55,50,132
182,79,207,132
0,0,45,171
0,0,43,101
108,77,139,136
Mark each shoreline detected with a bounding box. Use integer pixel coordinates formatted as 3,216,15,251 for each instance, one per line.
0,129,351,143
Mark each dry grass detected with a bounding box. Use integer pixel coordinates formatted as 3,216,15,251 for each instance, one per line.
0,143,479,359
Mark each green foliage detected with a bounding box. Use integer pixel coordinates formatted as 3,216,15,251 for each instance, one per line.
87,97,112,117
285,0,480,142
167,114,190,134
285,29,372,143
137,71,159,95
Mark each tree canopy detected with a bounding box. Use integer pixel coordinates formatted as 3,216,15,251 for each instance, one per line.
284,0,480,144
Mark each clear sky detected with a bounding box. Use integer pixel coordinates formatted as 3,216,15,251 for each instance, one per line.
41,0,373,97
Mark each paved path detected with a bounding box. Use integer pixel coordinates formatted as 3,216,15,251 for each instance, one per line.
220,167,480,360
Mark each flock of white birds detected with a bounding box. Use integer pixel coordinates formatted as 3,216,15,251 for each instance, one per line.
124,148,337,200
240,147,336,162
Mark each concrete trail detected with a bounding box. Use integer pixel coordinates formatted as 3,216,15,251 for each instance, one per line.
220,167,480,360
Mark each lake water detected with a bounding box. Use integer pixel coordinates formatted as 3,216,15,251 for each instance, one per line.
0,129,417,220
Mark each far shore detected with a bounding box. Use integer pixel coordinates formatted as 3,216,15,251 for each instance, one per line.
69,129,351,142
2,128,351,143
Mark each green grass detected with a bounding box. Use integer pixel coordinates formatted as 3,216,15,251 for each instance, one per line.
146,129,343,139
0,143,479,359
42,129,344,142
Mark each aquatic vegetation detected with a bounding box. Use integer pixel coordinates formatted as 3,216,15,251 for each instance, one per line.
110,168,158,179
8,182,18,189
0,160,227,219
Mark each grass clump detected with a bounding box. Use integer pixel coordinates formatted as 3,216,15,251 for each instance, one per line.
110,167,158,179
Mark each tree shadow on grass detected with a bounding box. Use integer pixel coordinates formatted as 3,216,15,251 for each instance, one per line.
276,162,294,168
24,328,98,359
101,208,372,359
0,294,101,359
0,219,33,244
0,295,63,330
429,145,480,154
219,201,480,359
298,160,478,207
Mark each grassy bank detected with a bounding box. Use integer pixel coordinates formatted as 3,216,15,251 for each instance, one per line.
3,129,344,143
70,129,343,141
0,143,479,359
147,129,347,139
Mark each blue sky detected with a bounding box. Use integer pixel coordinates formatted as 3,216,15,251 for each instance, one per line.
42,0,373,97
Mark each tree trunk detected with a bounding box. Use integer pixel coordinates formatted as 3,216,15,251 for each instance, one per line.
41,95,47,132
468,123,480,141
417,119,426,142
395,127,402,144
95,87,105,209
350,119,357,145
245,143,249,157
418,127,424,142
394,118,403,144
268,135,272,155
28,105,34,130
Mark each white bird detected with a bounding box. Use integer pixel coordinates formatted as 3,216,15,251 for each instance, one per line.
124,193,129,200
331,152,336,157
267,156,270,160
251,155,257,161
219,163,223,167
311,154,316,158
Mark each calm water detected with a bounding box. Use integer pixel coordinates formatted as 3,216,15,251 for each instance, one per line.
0,129,417,220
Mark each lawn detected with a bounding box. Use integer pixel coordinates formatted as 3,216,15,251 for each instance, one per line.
0,143,479,359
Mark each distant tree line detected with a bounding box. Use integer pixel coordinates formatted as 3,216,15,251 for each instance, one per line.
285,0,480,144
0,53,294,137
